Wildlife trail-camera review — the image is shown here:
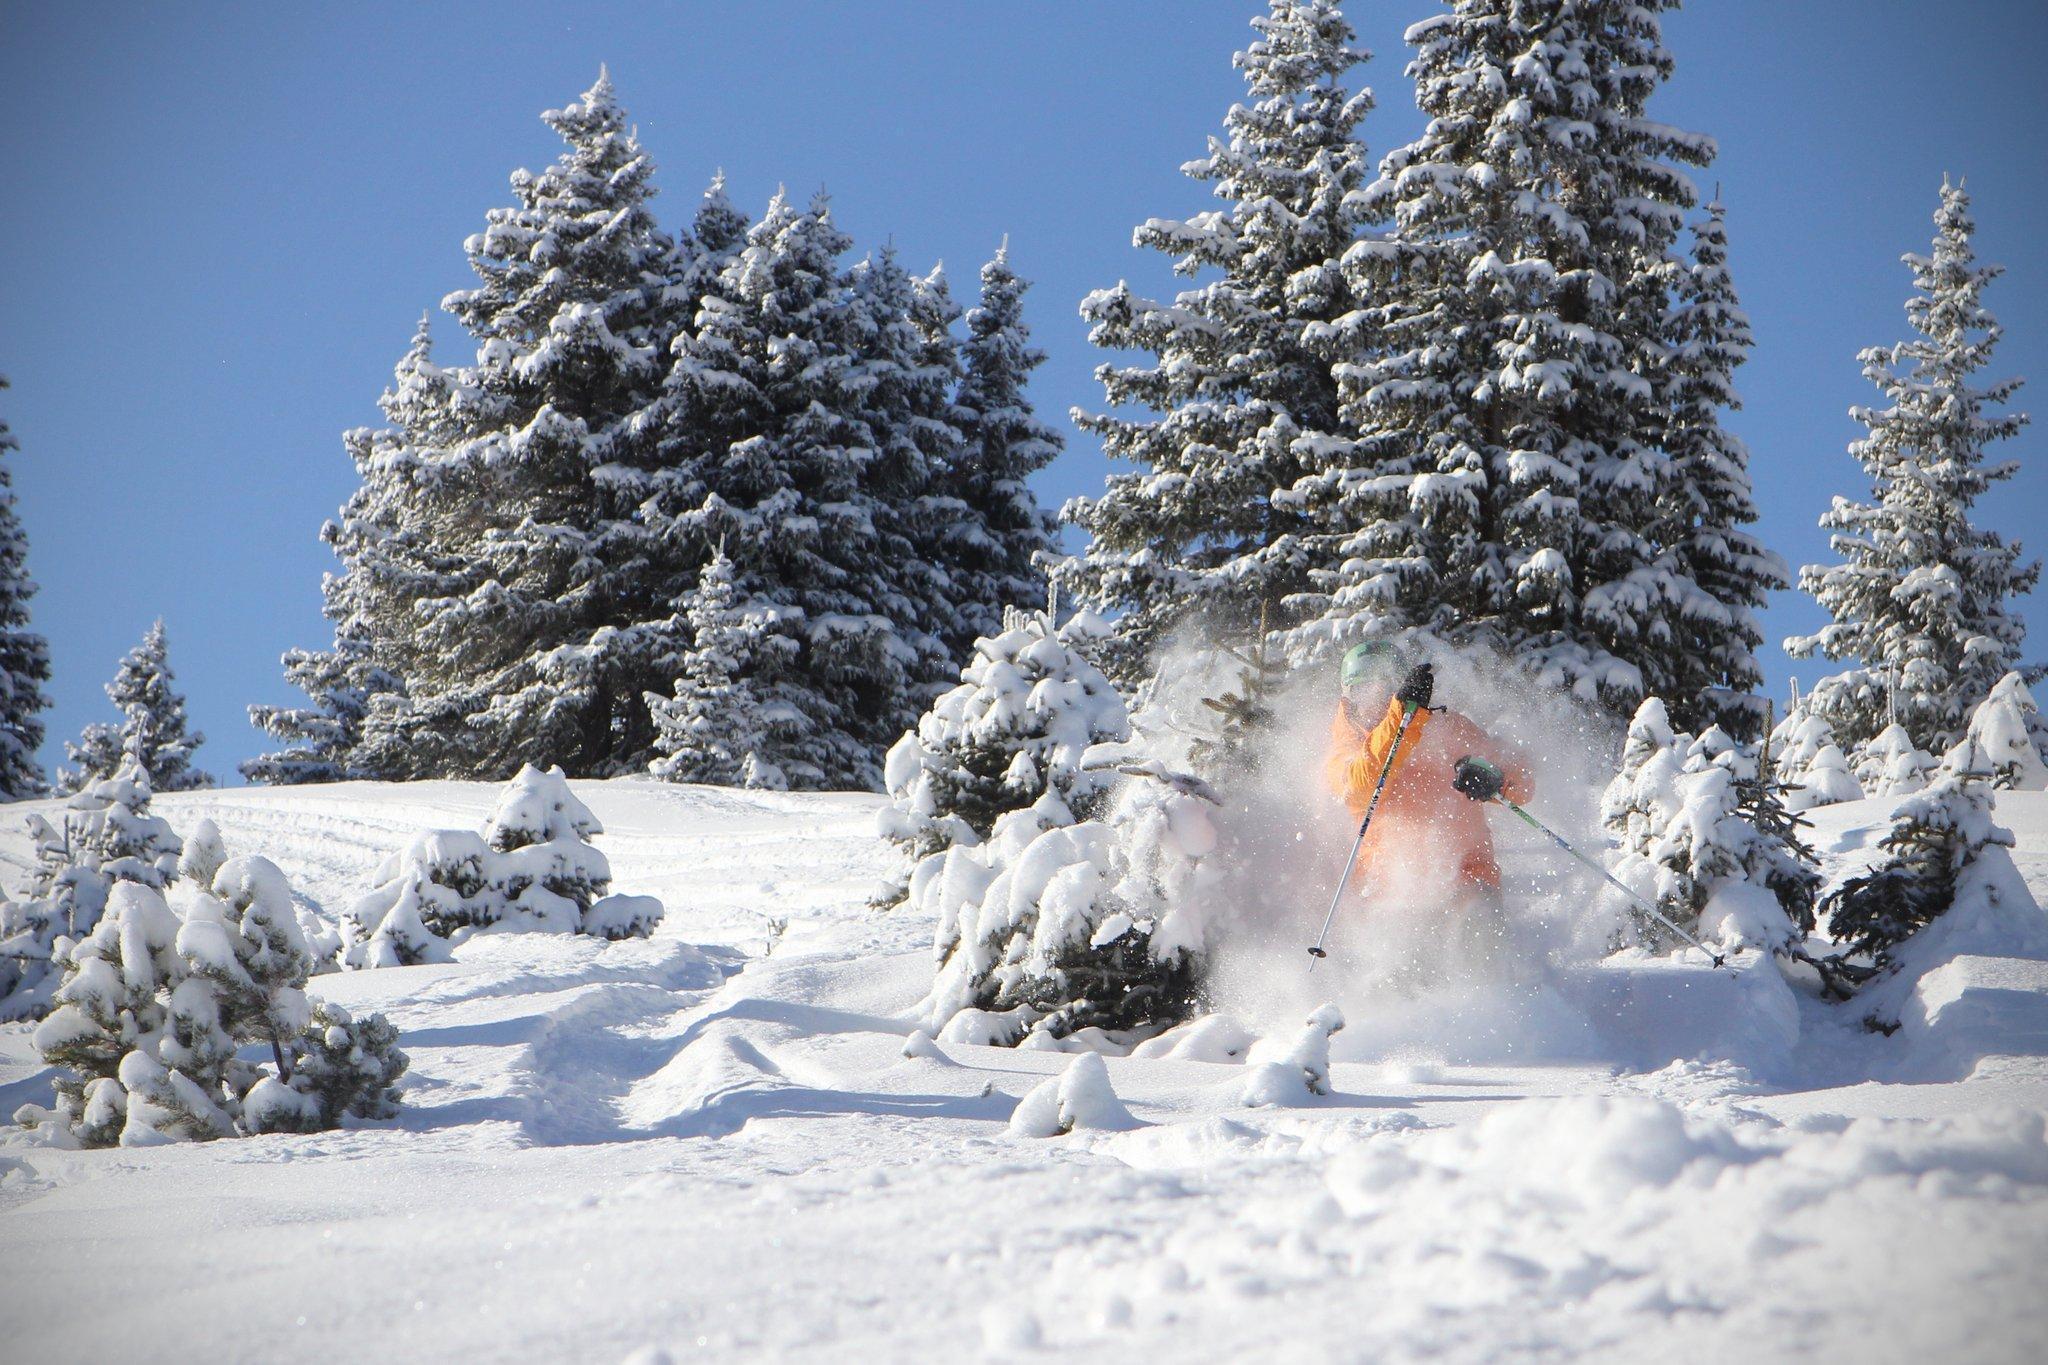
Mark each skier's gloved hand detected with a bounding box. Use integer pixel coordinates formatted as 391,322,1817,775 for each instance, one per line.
1395,661,1435,711
1453,756,1506,803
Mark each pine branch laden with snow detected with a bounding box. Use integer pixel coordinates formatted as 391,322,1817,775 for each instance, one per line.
1821,735,2015,985
877,612,1129,906
1320,1,1767,730
14,849,408,1148
1787,180,2036,759
344,764,659,968
57,620,213,796
0,377,51,799
1601,699,1816,952
1058,0,1378,686
0,763,180,1022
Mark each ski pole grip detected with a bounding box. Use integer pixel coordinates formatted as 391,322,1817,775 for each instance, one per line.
1396,661,1435,710
1452,755,1505,803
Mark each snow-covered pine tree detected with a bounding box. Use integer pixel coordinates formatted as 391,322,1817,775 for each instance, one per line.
943,244,1062,649
1059,0,1376,685
646,544,783,789
344,764,657,965
1853,723,1938,799
878,608,1130,906
58,621,213,795
22,880,184,1146
919,761,1215,1044
175,858,317,1083
1962,671,2048,790
1659,201,1787,736
1326,0,1732,719
373,70,684,778
247,639,402,786
0,378,50,799
1,763,182,1021
250,314,445,783
1602,702,1816,948
18,852,407,1145
483,763,613,928
641,191,942,787
270,1002,408,1130
1822,734,2012,972
1771,707,1864,812
1787,180,2036,756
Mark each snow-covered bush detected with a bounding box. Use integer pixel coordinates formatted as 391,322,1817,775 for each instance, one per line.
1770,707,1864,811
919,756,1215,1046
1851,723,1937,800
251,1003,409,1134
343,765,660,968
1962,672,2048,790
1822,737,2012,974
1603,701,1816,951
15,852,407,1148
878,608,1128,907
0,764,179,1021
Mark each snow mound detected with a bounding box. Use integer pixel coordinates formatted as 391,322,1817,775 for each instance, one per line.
1008,1052,1138,1136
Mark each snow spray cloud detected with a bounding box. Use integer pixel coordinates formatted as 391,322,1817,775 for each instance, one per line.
1132,629,1624,1066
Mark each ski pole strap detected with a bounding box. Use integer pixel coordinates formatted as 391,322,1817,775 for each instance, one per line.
1498,799,1731,971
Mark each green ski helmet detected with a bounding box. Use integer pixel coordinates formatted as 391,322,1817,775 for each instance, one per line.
1340,639,1405,691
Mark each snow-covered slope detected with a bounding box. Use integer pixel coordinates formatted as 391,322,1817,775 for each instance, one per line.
2,780,2045,1362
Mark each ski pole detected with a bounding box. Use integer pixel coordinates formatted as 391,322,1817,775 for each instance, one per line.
1308,665,1433,966
1489,791,1732,972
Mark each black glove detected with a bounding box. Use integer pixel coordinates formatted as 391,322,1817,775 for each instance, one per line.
1395,661,1435,711
1453,756,1506,803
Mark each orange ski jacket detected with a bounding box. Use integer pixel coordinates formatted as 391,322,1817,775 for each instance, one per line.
1323,696,1532,893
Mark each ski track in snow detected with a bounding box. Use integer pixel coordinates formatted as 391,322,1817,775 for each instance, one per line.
2,780,2046,1362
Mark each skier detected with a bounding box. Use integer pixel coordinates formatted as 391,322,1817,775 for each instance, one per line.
1323,642,1532,913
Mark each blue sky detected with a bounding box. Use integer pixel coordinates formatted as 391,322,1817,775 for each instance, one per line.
2,0,2043,782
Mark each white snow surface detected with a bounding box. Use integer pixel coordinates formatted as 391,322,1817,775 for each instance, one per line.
2,777,2045,1363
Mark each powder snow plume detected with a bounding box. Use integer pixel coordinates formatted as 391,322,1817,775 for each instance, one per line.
1134,632,1629,1067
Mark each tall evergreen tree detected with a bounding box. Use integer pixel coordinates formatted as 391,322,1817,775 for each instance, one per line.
1326,0,1725,716
1661,200,1787,737
945,244,1062,648
1059,0,1376,684
369,69,683,778
59,621,213,794
644,191,943,788
1787,179,2035,756
0,378,51,799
